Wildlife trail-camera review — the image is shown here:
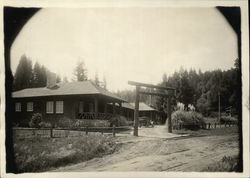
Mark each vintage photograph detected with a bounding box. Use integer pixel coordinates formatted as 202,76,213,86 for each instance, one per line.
2,1,249,177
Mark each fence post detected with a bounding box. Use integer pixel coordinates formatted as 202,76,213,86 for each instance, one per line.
208,123,211,129
50,128,53,138
101,127,104,135
86,126,88,135
112,125,116,137
215,123,216,129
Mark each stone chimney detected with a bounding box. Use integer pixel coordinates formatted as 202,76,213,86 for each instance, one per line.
46,71,57,89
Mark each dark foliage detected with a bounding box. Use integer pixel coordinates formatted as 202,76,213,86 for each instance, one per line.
13,56,49,91
157,59,241,116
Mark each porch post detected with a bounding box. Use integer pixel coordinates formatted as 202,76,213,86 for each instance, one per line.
119,102,122,115
104,102,108,114
112,102,116,115
94,97,98,119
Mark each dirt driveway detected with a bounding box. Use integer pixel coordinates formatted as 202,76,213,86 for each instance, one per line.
54,126,239,172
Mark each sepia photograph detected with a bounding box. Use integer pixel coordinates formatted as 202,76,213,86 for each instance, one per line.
1,0,249,177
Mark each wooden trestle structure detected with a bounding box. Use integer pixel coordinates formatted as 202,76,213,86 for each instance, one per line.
128,81,176,136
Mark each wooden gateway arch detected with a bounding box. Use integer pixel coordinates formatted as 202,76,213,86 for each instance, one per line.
128,81,176,136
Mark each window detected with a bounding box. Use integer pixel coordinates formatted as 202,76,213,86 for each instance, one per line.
15,102,21,112
46,101,54,113
27,102,34,112
56,101,64,114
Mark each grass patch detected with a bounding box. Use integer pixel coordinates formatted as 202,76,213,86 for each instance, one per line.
173,125,239,137
13,133,116,172
203,155,242,172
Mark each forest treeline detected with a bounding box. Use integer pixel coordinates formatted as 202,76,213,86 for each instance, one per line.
116,59,241,116
12,55,106,91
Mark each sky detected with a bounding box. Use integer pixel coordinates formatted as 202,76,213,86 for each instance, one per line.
10,7,238,92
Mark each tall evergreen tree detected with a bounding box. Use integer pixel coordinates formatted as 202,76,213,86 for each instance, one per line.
13,55,33,91
56,74,61,83
32,62,41,87
94,72,100,86
103,76,107,89
73,60,88,81
32,62,47,88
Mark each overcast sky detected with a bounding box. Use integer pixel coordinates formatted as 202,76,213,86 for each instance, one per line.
11,7,238,92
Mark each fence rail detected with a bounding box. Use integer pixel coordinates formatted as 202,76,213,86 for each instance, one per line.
172,122,236,130
13,126,131,138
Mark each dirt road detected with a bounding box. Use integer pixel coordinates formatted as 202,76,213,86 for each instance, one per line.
54,126,239,172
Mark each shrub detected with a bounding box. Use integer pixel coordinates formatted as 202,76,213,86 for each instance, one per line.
171,111,205,130
109,115,129,127
220,116,238,124
203,156,241,172
29,113,43,128
39,122,52,128
56,117,75,128
73,119,110,127
209,111,218,118
43,117,75,128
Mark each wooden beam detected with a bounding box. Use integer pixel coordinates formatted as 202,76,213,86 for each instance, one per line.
167,97,172,133
134,86,140,136
139,91,173,97
128,81,175,90
119,102,122,115
112,102,116,114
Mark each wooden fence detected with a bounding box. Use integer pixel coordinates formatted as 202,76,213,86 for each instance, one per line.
172,122,236,130
13,125,131,138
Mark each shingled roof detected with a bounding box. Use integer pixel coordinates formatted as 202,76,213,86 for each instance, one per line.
12,81,124,101
122,102,156,111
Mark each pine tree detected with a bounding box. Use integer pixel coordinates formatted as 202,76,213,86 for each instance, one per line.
13,55,33,91
56,74,61,83
94,72,100,86
103,76,107,89
32,62,41,87
73,60,88,81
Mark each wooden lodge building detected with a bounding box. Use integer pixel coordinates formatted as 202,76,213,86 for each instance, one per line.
12,73,160,126
11,73,125,125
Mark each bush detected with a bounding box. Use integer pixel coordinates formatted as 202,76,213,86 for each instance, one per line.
171,111,205,130
220,116,238,124
73,119,110,127
109,115,129,127
203,156,241,172
42,117,75,128
29,113,43,128
209,111,218,118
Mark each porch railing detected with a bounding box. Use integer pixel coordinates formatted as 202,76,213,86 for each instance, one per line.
78,112,114,120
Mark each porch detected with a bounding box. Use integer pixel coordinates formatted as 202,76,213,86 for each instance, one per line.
76,95,124,120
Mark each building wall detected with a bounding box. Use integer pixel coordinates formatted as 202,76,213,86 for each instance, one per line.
12,95,118,126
